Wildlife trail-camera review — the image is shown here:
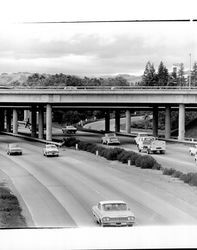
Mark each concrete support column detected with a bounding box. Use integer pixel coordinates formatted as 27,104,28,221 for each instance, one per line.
6,109,12,132
38,106,44,139
46,104,52,141
126,110,131,133
31,106,37,137
13,109,18,134
24,110,29,121
115,110,120,132
165,105,171,139
178,104,185,141
153,106,158,137
105,111,110,132
0,109,5,131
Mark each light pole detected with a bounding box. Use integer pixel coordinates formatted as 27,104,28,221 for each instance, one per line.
189,53,192,88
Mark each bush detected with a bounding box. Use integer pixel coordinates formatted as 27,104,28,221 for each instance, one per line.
180,172,194,184
190,173,197,186
152,162,162,170
162,168,176,176
63,138,161,171
172,170,183,178
62,137,79,147
135,155,157,169
102,147,124,161
117,151,133,163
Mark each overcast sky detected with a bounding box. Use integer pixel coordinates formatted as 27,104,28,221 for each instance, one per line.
0,0,197,76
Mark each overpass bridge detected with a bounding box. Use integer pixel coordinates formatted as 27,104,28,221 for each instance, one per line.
0,87,196,141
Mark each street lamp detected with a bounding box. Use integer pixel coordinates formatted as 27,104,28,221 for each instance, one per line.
189,53,192,89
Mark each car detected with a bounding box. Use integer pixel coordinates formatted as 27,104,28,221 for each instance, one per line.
101,133,120,145
189,145,197,156
7,143,22,155
43,144,59,157
62,125,77,134
92,200,135,227
64,86,77,90
137,136,166,154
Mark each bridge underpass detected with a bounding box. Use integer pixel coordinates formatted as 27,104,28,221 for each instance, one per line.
0,104,196,142
0,88,197,141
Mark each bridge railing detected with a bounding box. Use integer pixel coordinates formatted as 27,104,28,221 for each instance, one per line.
3,85,197,91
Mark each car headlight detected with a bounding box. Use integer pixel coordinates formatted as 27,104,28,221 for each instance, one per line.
102,217,110,222
128,216,135,221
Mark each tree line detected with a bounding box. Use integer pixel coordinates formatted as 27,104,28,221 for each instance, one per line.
140,61,197,87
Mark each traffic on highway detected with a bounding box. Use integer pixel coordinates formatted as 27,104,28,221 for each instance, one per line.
1,127,197,228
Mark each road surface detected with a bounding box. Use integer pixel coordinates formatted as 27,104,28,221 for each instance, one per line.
0,134,197,228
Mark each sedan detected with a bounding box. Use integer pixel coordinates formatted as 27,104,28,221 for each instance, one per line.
7,143,22,155
43,144,59,157
92,200,135,227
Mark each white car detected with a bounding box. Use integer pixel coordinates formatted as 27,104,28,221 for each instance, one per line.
101,133,120,145
7,143,22,155
92,200,135,227
189,145,197,156
43,144,59,157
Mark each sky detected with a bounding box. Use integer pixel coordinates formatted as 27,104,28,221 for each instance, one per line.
0,0,197,76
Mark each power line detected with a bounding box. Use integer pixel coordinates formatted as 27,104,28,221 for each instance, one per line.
22,19,191,24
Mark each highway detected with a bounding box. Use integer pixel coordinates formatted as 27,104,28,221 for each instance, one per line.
1,132,197,228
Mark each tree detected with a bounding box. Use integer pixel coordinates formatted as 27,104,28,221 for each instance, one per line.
157,61,169,86
141,61,157,86
177,63,186,86
191,62,197,86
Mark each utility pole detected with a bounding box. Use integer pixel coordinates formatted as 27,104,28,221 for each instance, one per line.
189,53,192,89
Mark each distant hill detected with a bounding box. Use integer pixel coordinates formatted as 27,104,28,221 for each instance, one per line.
0,72,33,85
0,72,142,86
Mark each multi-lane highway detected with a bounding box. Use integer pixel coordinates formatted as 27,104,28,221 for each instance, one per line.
1,132,197,228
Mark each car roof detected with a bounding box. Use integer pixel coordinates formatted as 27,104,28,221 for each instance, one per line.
9,143,19,147
99,200,126,205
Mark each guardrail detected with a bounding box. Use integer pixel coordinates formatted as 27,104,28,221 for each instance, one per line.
2,85,197,90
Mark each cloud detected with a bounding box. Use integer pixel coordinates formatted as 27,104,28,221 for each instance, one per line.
0,21,196,75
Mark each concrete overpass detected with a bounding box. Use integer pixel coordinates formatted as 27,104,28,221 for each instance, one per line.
0,87,197,141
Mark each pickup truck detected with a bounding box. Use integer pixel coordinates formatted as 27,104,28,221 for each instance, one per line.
189,145,197,156
134,132,149,146
137,136,166,154
101,133,120,145
62,125,77,134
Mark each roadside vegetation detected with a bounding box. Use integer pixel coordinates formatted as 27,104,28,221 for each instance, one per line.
62,137,197,188
0,185,26,228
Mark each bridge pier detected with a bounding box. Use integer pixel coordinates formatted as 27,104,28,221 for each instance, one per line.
13,109,18,134
31,106,37,137
126,110,131,133
0,108,5,131
38,106,44,139
153,106,158,137
178,104,185,141
165,105,171,139
46,104,52,141
24,110,30,122
105,111,110,132
115,110,120,132
6,109,12,132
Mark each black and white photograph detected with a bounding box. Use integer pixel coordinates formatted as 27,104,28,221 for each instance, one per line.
0,0,197,249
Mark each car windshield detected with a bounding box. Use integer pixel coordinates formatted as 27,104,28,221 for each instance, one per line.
10,144,19,148
143,137,155,144
103,203,127,211
138,133,148,137
107,133,116,137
